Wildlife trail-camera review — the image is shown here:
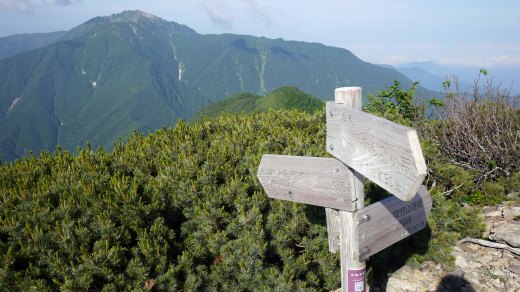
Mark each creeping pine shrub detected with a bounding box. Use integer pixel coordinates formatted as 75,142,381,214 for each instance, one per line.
0,110,341,290
365,80,425,126
1,80,505,289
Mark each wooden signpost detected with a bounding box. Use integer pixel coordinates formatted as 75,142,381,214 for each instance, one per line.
256,87,431,292
257,155,357,211
326,102,427,201
356,185,432,261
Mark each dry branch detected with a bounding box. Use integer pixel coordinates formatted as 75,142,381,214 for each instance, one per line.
458,237,520,256
434,77,520,183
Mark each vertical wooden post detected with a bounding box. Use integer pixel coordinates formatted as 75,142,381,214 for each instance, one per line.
335,87,366,292
325,208,340,252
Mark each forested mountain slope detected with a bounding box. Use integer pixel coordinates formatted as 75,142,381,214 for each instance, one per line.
0,10,422,162
0,31,66,60
193,86,323,119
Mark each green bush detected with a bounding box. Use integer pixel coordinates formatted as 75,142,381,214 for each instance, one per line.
2,79,513,289
365,80,424,126
0,110,342,290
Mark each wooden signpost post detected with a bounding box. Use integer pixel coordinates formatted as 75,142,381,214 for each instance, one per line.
256,87,432,292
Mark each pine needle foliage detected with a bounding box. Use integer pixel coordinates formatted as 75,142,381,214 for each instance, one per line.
192,86,324,120
1,80,504,289
0,109,341,290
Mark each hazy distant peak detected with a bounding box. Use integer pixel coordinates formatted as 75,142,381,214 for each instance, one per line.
105,10,166,24
83,10,167,26
67,10,197,40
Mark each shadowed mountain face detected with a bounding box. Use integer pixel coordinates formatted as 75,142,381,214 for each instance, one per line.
0,31,67,60
0,10,419,162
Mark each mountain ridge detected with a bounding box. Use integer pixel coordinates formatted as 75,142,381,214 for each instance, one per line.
193,86,324,120
0,31,67,60
380,64,446,92
0,10,428,162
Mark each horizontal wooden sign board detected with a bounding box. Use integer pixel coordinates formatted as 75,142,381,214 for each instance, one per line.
356,185,432,261
257,154,356,211
326,102,427,201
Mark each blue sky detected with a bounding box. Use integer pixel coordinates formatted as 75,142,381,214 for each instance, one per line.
1,0,519,74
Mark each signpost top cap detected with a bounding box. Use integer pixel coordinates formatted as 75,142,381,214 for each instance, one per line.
334,87,362,105
335,87,362,91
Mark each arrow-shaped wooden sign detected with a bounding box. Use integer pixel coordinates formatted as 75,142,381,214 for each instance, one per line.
257,154,357,211
326,102,427,201
356,185,432,261
257,87,430,292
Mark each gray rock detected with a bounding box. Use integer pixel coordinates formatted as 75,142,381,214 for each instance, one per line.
503,206,520,221
508,265,520,275
506,281,520,291
455,255,469,269
491,278,504,288
493,222,520,247
484,210,502,218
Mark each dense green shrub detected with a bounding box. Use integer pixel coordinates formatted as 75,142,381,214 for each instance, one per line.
0,110,341,290
365,80,426,126
2,79,514,289
192,86,323,120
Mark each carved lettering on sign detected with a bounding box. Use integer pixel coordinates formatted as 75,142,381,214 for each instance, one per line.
331,108,355,126
361,137,396,165
331,178,352,190
399,215,412,226
400,156,414,177
257,155,356,211
399,220,427,238
356,186,432,261
326,102,427,201
258,168,305,177
368,168,404,194
392,198,424,219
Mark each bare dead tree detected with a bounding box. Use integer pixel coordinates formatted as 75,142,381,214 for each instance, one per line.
434,73,520,184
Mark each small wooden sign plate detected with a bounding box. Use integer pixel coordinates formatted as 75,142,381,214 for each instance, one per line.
326,102,427,201
356,185,432,261
257,154,357,211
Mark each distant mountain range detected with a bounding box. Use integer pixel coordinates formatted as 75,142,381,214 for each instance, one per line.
0,10,427,162
387,61,519,93
0,31,67,60
380,64,447,92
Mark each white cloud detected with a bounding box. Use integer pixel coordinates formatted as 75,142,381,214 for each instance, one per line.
44,0,79,5
200,0,271,29
0,0,81,12
201,0,233,29
0,0,31,11
241,0,271,25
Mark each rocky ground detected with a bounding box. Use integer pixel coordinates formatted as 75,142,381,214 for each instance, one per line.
369,202,520,291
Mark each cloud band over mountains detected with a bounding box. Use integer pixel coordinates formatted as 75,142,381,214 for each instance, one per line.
201,0,271,29
0,0,81,12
